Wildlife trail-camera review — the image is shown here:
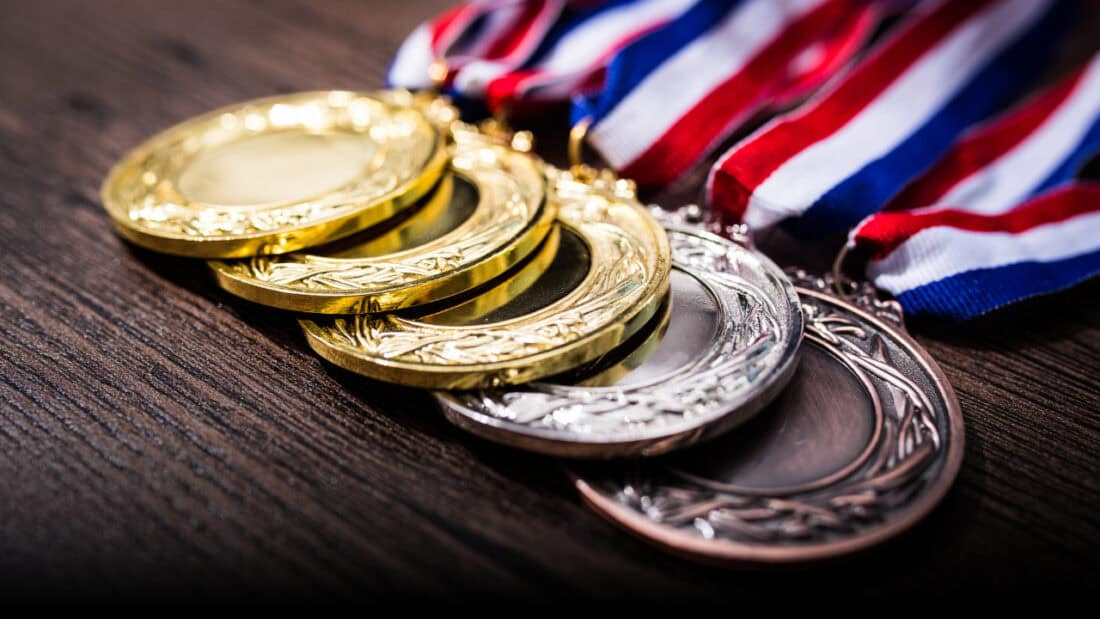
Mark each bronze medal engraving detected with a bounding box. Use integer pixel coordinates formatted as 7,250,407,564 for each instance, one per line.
572,274,964,563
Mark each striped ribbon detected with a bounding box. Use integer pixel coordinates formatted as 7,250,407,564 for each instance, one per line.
708,0,1074,236
849,53,1100,319
388,1,565,93
573,0,884,186
479,0,695,112
391,0,1097,318
388,0,691,112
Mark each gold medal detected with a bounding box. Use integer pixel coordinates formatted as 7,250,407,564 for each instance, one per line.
209,125,554,313
301,166,672,389
100,90,447,258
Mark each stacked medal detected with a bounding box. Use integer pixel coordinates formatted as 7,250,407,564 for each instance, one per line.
100,85,676,391
99,0,1100,564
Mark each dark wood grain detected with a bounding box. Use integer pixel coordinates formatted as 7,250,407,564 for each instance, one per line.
0,0,1097,603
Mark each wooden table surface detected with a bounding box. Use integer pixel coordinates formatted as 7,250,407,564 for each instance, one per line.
2,0,1097,602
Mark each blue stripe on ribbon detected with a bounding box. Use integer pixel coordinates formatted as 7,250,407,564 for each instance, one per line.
896,245,1100,320
1029,114,1100,196
784,0,1075,239
571,0,743,126
384,58,400,89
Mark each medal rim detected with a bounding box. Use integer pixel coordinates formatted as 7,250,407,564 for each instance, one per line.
207,134,554,313
433,226,805,458
300,169,672,390
100,90,447,258
571,286,965,564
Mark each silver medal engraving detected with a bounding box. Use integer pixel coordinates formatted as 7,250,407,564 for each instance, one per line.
435,226,803,458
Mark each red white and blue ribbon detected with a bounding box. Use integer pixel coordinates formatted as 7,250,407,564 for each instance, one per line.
388,1,564,93
478,0,695,112
388,0,693,112
849,53,1100,319
708,0,1074,237
572,0,884,186
391,1,1097,319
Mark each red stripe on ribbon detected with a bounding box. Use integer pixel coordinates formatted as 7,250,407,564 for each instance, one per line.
854,183,1100,259
487,69,538,111
482,0,556,63
711,0,995,221
430,2,481,56
770,3,880,107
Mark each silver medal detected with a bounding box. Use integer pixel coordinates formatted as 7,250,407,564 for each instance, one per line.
434,225,804,458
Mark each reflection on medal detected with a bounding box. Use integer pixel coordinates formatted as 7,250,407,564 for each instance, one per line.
209,125,554,313
435,226,803,458
571,272,963,563
300,167,671,389
100,90,447,258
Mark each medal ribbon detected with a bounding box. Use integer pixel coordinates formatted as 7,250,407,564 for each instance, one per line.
849,52,1100,319
389,0,692,110
478,0,697,112
388,0,564,92
707,0,1074,235
573,0,885,186
390,0,1095,319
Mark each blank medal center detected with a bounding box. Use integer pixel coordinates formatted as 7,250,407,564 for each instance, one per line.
177,131,377,206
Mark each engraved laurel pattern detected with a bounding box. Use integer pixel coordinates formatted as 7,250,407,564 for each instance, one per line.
316,169,661,367
786,268,905,328
220,144,539,291
324,222,648,364
448,232,789,436
606,296,943,544
230,221,506,290
118,94,433,237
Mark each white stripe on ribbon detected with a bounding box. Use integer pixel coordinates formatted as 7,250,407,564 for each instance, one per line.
389,23,436,90
928,55,1100,215
745,0,1051,229
507,0,695,100
868,210,1100,294
590,0,824,170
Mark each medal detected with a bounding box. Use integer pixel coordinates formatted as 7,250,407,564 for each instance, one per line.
570,269,964,563
209,123,555,313
436,223,803,458
300,166,671,389
100,90,448,258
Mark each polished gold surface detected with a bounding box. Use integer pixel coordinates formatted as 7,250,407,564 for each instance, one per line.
423,226,587,326
301,166,672,390
101,90,446,258
560,291,671,388
419,226,562,326
210,127,553,313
